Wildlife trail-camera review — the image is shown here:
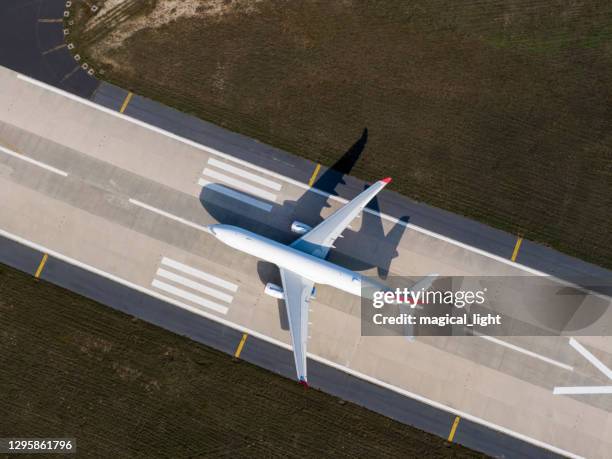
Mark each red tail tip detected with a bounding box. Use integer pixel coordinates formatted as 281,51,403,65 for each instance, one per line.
299,379,309,388
381,177,392,184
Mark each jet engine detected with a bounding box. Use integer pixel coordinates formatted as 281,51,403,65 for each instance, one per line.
264,282,285,300
291,221,312,235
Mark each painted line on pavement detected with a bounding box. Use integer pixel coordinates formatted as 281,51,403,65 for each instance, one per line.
511,235,523,262
234,333,249,359
161,257,238,292
308,163,321,187
0,144,68,176
569,337,612,379
60,65,80,83
202,168,277,201
119,91,133,113
198,179,273,212
448,416,460,442
34,253,48,279
151,279,229,314
129,198,210,232
42,43,66,55
478,335,574,371
17,71,611,300
16,73,561,278
207,158,282,190
553,386,612,395
0,227,585,459
156,268,233,303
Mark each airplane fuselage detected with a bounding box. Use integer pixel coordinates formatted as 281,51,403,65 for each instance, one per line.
208,224,363,296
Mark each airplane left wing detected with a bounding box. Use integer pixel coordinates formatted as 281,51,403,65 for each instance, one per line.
279,267,315,384
291,177,392,259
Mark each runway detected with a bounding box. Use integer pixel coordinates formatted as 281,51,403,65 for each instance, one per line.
1,66,611,458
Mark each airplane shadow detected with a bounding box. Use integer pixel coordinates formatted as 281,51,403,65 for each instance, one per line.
199,128,409,330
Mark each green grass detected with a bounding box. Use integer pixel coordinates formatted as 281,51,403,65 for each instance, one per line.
0,262,485,457
69,0,612,269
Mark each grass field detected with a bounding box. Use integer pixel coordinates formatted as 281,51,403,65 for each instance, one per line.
68,0,611,269
0,262,484,457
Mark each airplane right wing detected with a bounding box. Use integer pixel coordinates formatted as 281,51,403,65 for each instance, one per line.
279,267,315,384
291,177,392,259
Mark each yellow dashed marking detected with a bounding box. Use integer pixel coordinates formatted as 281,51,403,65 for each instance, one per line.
234,333,248,359
34,253,49,279
119,92,133,114
447,416,461,442
511,235,523,262
308,163,321,187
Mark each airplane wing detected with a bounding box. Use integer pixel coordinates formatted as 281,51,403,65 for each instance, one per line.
279,267,315,384
291,177,392,259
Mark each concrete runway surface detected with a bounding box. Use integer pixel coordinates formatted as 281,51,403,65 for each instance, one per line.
1,66,611,458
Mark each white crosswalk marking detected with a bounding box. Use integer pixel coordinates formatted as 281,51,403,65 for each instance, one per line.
198,158,281,212
152,279,229,314
207,158,282,190
202,168,277,201
151,257,239,315
161,257,238,291
156,268,233,303
198,179,273,212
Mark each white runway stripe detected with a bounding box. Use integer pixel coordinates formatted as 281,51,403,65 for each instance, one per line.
151,279,229,314
0,224,586,459
0,145,68,176
202,168,277,201
198,179,273,212
156,268,233,303
569,337,612,380
161,257,238,292
207,158,281,190
478,335,574,371
129,198,210,232
553,385,612,395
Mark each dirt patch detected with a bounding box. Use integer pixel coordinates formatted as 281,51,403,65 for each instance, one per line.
77,0,263,69
67,1,612,269
0,263,485,457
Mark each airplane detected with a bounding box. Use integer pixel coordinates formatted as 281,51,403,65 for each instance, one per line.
205,177,435,386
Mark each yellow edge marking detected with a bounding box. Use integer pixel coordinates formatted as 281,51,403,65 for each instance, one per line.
511,236,523,262
308,163,321,187
234,333,248,358
119,91,133,114
447,415,461,442
35,253,49,279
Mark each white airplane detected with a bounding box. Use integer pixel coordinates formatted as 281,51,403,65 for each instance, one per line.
206,177,434,386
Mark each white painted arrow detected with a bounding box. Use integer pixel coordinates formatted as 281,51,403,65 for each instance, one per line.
569,337,612,380
553,337,612,395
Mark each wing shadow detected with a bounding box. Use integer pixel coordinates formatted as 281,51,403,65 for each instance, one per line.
198,127,408,298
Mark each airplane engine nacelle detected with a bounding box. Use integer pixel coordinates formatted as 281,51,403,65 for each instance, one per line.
264,282,285,300
291,221,312,235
